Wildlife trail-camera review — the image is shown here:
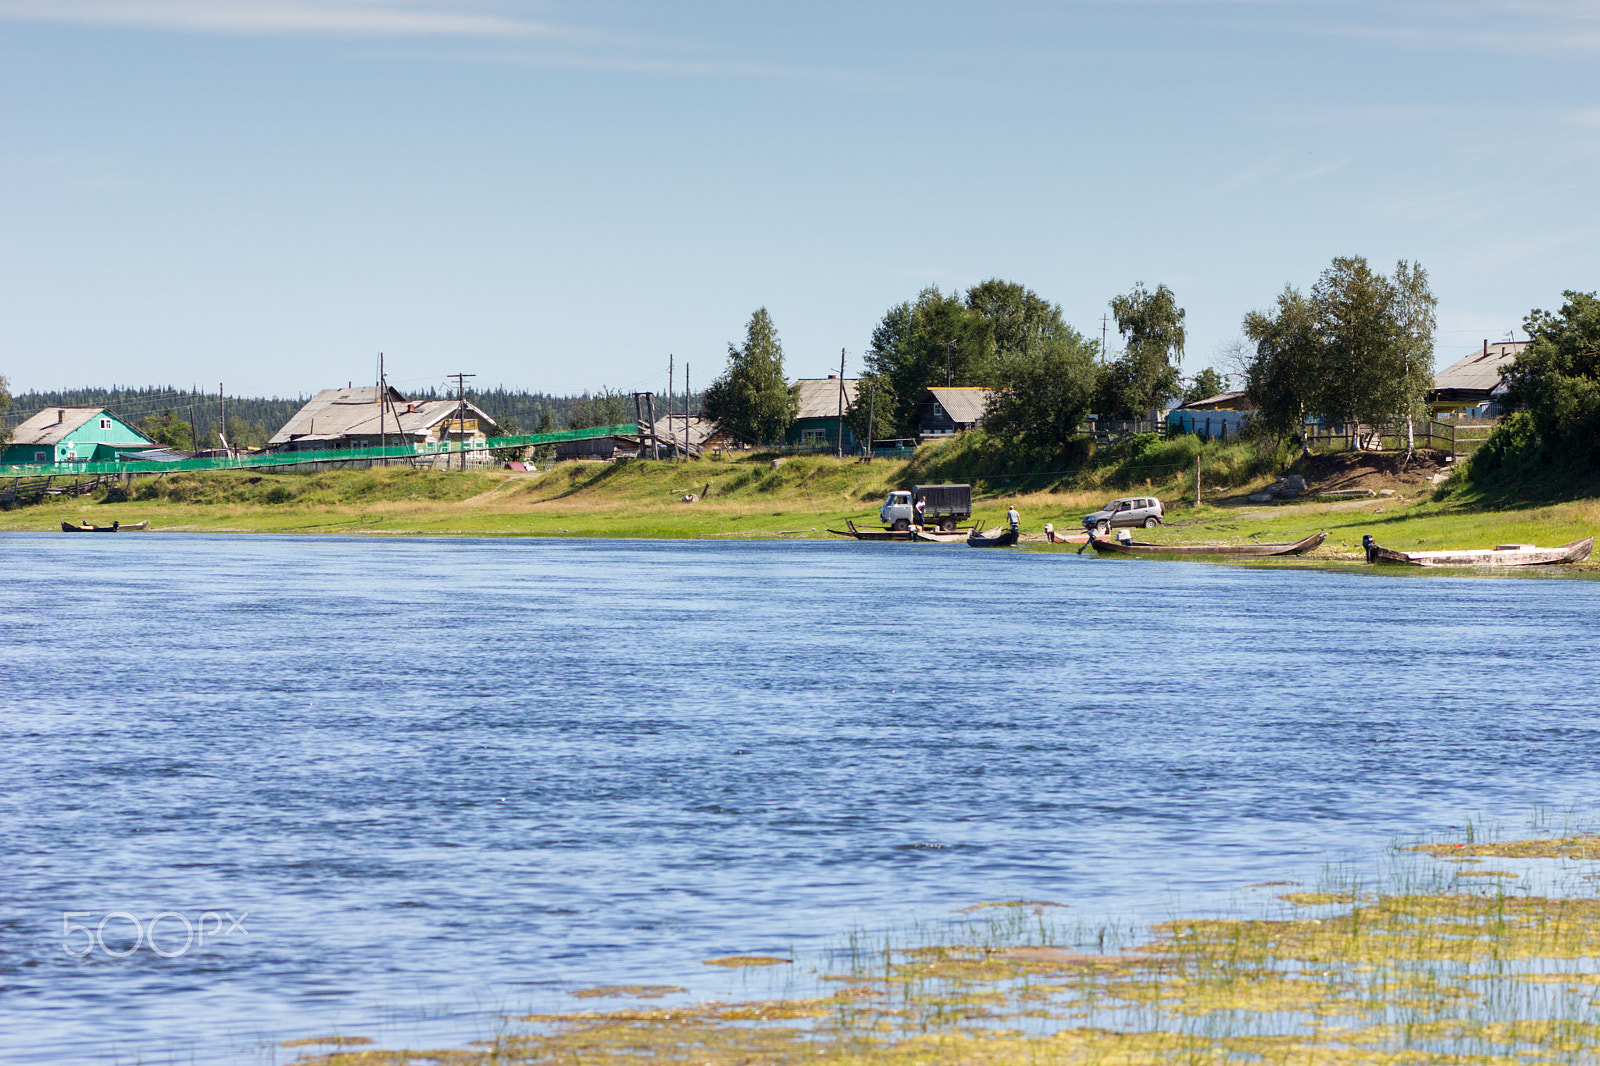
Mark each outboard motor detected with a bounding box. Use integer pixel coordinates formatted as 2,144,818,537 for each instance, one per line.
1361,534,1376,563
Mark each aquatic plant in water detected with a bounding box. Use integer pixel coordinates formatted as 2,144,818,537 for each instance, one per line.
291,827,1600,1065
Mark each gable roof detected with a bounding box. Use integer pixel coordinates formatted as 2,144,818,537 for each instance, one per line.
1180,390,1254,411
650,413,717,448
793,377,858,421
925,387,993,425
1432,342,1528,396
8,407,154,447
268,387,499,445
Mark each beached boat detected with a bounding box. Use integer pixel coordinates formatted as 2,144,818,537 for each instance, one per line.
61,520,148,533
1362,534,1592,567
966,527,1019,548
828,518,914,541
1087,531,1327,557
828,519,968,542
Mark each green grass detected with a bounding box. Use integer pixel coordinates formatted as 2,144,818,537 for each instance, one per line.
3,441,1596,562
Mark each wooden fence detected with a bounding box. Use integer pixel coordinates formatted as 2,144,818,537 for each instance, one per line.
1301,419,1498,456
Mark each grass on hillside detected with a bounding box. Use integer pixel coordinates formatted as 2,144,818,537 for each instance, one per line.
3,436,1597,556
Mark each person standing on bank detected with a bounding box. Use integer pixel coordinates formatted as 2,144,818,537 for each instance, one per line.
1007,504,1020,534
914,495,927,530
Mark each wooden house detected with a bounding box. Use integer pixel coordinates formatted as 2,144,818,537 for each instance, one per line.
784,377,859,450
2,407,160,465
267,386,500,452
913,387,993,441
1429,340,1527,417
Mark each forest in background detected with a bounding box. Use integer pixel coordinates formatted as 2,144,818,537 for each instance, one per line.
5,385,701,450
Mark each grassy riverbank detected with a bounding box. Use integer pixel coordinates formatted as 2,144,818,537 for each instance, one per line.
4,435,1597,556
288,821,1600,1065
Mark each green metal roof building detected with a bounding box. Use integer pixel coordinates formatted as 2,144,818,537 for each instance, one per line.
2,407,159,465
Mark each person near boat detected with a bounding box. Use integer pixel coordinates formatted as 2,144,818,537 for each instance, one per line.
1007,505,1020,534
914,496,927,530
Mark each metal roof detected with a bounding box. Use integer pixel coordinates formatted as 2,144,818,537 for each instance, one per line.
793,377,858,421
8,407,137,447
1180,390,1254,411
925,387,993,425
1432,342,1527,396
268,387,499,445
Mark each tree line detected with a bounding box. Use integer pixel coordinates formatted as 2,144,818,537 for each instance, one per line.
700,256,1453,462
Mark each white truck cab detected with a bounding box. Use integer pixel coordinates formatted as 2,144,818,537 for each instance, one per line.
880,491,915,529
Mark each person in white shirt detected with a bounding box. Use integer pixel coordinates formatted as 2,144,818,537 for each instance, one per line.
1006,505,1020,533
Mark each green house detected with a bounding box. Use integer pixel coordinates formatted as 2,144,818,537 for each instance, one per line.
2,407,159,465
784,376,859,450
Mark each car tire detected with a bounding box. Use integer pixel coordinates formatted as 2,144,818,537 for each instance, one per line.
940,518,956,532
892,519,910,531
1096,522,1110,535
1144,516,1159,528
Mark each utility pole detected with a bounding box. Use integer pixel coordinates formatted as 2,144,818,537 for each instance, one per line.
684,362,690,461
836,347,846,460
449,372,476,471
667,354,673,455
1101,315,1109,364
378,353,386,461
866,384,875,462
219,382,227,455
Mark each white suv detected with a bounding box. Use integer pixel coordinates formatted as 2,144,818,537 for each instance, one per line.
1082,496,1164,534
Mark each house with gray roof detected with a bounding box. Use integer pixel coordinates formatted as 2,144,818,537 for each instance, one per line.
267,386,500,452
784,376,858,450
914,387,994,440
1429,340,1528,416
2,407,159,465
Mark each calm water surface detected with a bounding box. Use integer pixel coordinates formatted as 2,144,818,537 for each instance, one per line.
3,534,1599,1063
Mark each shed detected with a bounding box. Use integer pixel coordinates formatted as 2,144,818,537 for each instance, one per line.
553,435,642,462
914,387,993,440
785,377,859,449
267,386,501,452
2,407,159,465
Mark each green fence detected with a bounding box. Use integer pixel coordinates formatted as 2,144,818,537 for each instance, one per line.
1,424,641,477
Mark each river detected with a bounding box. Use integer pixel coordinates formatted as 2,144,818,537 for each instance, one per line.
3,534,1598,1063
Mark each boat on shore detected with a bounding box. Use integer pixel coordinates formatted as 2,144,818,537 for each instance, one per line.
1087,530,1326,557
1363,534,1593,567
61,520,148,533
966,527,1019,548
827,518,967,542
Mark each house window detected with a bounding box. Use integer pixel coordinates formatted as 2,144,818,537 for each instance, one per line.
100,418,112,430
801,428,828,444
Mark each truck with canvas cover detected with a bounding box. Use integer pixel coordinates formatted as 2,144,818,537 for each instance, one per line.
879,483,972,531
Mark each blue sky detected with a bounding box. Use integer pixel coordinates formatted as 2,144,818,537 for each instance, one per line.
2,1,1595,400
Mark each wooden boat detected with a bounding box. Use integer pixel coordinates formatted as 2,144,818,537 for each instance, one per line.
828,518,914,541
827,519,969,542
914,528,972,543
1363,534,1593,567
966,527,1019,548
1087,530,1327,557
61,520,149,532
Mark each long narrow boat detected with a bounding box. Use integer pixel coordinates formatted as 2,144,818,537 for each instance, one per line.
966,527,1019,548
61,520,149,532
828,518,913,541
1087,530,1326,557
827,519,969,542
1363,534,1593,567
